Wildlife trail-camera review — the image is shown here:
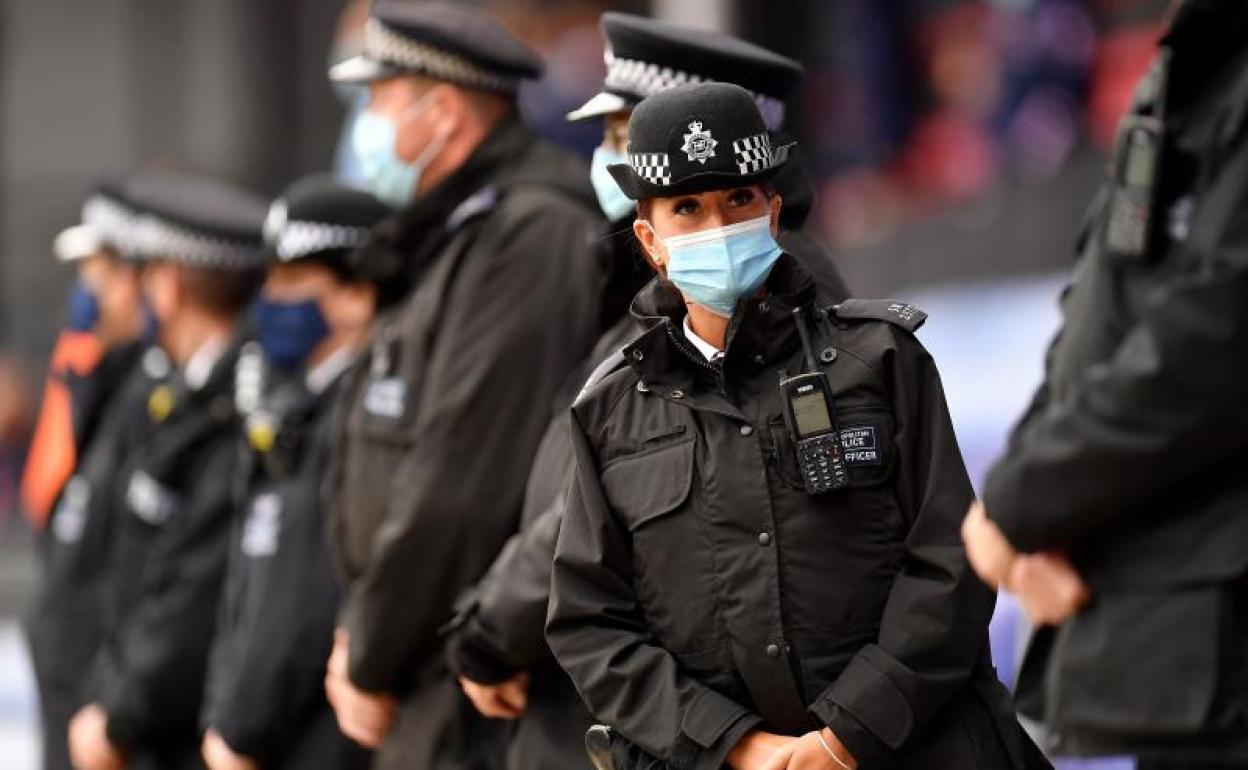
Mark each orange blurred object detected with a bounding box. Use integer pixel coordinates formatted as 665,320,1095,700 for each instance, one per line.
20,330,103,529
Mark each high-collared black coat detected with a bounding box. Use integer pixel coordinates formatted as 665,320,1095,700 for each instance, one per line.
202,354,368,770
984,2,1248,761
89,338,243,764
326,116,604,770
548,256,1048,770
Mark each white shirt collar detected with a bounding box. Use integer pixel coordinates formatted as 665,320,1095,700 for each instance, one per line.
682,316,723,362
183,336,229,391
306,345,357,394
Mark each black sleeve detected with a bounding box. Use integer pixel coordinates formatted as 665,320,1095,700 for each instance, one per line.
95,438,236,747
446,499,563,684
343,201,600,693
983,142,1248,553
810,334,993,767
547,409,761,770
204,484,342,758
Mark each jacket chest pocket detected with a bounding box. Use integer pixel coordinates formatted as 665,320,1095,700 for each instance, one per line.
601,435,695,532
767,407,896,492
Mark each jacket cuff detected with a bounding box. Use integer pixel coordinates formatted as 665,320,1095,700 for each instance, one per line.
671,687,760,770
445,626,520,685
103,708,137,749
809,646,915,763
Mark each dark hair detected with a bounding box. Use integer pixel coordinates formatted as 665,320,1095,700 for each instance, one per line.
178,265,264,318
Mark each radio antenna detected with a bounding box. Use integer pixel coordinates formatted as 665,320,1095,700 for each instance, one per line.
792,307,818,373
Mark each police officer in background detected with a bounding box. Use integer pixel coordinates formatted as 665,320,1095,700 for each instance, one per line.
25,178,154,770
69,172,268,770
962,2,1248,767
445,15,851,770
323,1,603,767
547,82,1049,770
200,177,388,770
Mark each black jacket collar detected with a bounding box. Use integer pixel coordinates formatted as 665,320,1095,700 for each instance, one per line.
622,253,819,395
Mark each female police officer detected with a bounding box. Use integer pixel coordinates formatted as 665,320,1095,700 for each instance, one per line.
546,82,1049,770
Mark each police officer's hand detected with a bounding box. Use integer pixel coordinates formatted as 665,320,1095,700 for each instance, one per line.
961,500,1019,588
201,730,258,770
780,729,857,770
325,628,398,748
1006,551,1091,626
727,729,798,770
458,672,528,719
67,703,125,770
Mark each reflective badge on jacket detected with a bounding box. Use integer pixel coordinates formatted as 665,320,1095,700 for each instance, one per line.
125,470,183,526
363,377,406,419
839,425,882,467
52,475,91,543
241,492,281,558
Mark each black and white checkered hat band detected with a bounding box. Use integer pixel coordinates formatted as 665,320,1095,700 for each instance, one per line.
629,152,672,186
274,221,371,261
82,195,134,253
604,51,786,131
364,18,521,94
733,133,774,175
130,215,265,270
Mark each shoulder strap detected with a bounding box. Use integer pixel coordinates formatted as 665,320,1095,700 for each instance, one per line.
829,299,928,334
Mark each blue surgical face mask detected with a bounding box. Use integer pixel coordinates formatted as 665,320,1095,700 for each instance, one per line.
67,282,101,333
657,214,783,317
253,298,331,370
590,147,635,222
351,95,447,210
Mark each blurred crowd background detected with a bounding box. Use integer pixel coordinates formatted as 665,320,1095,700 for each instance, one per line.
0,0,1169,765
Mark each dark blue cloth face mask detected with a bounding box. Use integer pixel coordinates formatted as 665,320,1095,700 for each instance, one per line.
67,282,101,333
253,298,331,370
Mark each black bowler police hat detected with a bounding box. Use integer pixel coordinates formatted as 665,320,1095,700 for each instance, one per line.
329,0,543,95
568,12,804,131
263,175,389,273
124,171,268,271
608,82,792,200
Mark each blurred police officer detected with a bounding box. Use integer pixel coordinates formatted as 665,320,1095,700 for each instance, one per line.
25,179,156,770
445,14,852,770
323,2,603,767
962,2,1248,767
199,177,388,770
69,172,267,770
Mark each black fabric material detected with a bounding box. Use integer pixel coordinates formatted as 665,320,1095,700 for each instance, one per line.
371,0,543,81
325,115,603,769
598,12,802,101
88,336,244,754
548,255,1046,769
983,4,1248,757
25,342,154,770
124,171,267,248
201,368,368,769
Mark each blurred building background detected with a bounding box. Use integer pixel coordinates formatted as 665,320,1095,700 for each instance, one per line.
0,0,1169,766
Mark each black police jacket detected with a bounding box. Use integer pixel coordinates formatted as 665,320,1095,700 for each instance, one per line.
202,354,367,769
983,2,1248,759
548,255,1049,770
325,116,604,765
89,337,243,751
26,343,156,704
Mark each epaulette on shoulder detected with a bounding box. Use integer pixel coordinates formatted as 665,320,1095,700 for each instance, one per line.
829,299,928,334
573,349,629,407
446,185,499,232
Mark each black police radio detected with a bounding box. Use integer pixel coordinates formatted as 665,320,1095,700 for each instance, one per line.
779,308,848,494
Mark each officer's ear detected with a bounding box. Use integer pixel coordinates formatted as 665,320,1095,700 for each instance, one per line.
632,214,667,278
766,188,783,236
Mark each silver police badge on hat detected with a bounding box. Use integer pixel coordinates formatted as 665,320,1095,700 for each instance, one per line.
681,121,717,164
